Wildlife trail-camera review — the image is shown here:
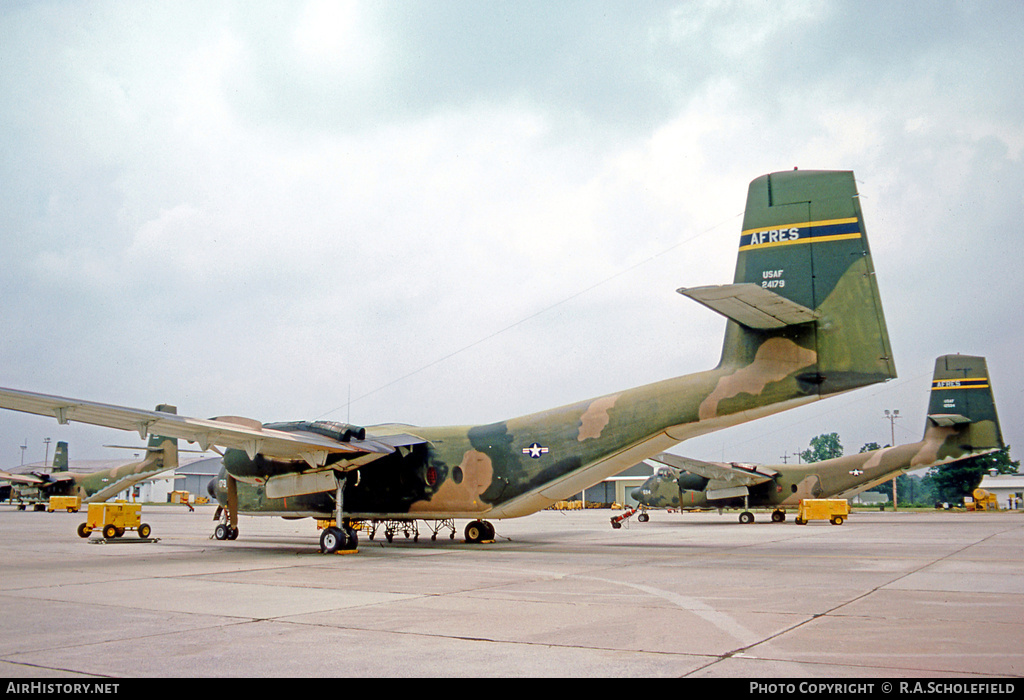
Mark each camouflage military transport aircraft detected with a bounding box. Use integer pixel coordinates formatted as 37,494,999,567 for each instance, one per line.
0,169,895,552
0,406,180,509
1,440,71,509
628,355,1003,524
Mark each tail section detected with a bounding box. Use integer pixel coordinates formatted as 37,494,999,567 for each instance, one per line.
149,404,179,470
52,441,68,472
926,355,1003,454
682,170,895,400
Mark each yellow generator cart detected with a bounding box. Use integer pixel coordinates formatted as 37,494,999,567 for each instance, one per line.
796,498,850,525
77,501,152,539
968,488,1000,511
47,495,81,513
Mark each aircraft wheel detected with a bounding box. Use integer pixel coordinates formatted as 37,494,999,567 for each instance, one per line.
320,526,344,553
465,520,485,543
138,523,152,538
638,513,649,522
214,523,230,540
228,527,239,540
77,523,92,538
739,511,755,525
342,523,358,552
771,510,785,523
103,524,118,539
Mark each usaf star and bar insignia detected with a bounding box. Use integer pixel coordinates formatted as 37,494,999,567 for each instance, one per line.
522,442,549,459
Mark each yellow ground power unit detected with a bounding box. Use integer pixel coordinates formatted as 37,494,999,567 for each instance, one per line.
968,488,1000,511
47,495,81,513
77,501,152,539
796,498,850,525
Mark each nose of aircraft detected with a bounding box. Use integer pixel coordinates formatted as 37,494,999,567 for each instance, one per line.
631,487,642,502
206,477,217,499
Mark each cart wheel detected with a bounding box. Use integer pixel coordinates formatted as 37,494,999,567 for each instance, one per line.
138,523,152,538
830,516,844,525
77,523,92,538
103,524,118,539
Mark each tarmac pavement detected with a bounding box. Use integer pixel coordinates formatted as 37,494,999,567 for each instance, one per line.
0,504,1022,678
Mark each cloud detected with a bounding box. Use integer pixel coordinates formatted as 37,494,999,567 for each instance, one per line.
1,0,1022,466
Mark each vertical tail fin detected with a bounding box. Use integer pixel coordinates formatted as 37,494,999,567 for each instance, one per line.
682,170,895,399
926,355,1003,452
148,404,179,470
52,441,68,472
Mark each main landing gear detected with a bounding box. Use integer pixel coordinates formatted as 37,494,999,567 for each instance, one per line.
214,522,239,540
320,522,359,554
463,519,495,544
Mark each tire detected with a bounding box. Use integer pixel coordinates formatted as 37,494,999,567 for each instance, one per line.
214,523,230,540
739,511,754,525
138,523,151,538
320,526,346,554
77,523,92,538
228,527,239,540
103,524,118,539
465,521,484,543
638,513,649,522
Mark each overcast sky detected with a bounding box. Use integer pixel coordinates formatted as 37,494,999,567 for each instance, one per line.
2,1,1021,472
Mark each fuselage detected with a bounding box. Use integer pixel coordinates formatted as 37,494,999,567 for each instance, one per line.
212,350,840,521
633,425,976,511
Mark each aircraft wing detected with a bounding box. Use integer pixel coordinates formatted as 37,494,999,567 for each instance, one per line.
0,470,46,486
649,452,777,488
0,387,420,470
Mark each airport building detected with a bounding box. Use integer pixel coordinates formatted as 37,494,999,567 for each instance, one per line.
978,472,1024,510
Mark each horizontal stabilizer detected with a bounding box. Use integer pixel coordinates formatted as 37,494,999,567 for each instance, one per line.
678,283,819,330
927,413,971,427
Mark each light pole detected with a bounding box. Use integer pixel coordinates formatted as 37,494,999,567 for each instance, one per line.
43,437,51,468
20,440,27,466
884,409,900,509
